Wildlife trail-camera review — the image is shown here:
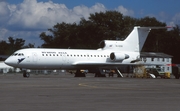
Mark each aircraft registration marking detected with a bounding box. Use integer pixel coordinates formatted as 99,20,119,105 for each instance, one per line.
41,52,67,54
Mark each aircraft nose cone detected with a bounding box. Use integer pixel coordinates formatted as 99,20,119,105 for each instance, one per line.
4,57,15,66
4,58,11,65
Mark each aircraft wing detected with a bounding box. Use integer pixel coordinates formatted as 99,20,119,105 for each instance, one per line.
72,61,165,67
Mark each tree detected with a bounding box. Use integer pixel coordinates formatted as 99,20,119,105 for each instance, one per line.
159,25,180,63
40,11,137,49
8,37,25,53
0,37,25,55
81,11,136,47
40,22,80,48
136,17,166,52
0,40,9,55
23,43,35,48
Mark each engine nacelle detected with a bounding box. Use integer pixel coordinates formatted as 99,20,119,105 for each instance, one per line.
110,52,129,61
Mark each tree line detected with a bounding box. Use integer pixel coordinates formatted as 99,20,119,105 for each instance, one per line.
0,37,35,55
0,11,180,63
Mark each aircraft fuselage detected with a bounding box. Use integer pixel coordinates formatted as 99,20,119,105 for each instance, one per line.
5,48,138,70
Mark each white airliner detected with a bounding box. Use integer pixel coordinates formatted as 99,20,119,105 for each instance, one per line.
4,26,168,77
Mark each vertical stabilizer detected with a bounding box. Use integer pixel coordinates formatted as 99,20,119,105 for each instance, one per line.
123,26,167,52
123,26,150,52
101,26,168,52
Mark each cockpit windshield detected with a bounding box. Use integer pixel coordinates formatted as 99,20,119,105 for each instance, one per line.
12,53,24,56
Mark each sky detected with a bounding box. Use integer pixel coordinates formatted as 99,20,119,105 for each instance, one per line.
1,0,180,47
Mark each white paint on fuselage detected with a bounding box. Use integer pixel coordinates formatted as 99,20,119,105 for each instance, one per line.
5,48,139,70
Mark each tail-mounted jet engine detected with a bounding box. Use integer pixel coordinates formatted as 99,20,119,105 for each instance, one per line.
110,52,129,62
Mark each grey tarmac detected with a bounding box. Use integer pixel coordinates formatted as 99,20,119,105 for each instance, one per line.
0,73,180,111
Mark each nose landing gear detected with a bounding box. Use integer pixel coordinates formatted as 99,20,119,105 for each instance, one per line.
23,70,30,78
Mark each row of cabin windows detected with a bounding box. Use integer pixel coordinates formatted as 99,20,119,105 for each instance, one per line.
142,57,170,62
42,54,109,58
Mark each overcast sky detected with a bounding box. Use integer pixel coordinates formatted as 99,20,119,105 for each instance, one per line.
1,0,180,46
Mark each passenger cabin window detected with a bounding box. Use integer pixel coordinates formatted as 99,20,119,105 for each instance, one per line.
40,53,112,58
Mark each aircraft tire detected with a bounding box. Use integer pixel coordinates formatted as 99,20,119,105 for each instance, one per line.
74,73,85,77
95,73,106,77
26,73,30,78
23,72,30,78
23,73,27,77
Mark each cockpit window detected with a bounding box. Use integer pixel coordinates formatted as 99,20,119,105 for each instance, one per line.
14,53,18,56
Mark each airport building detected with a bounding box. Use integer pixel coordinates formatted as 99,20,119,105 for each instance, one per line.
0,61,14,73
140,52,173,73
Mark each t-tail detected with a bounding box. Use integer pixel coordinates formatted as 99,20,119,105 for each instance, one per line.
100,26,168,52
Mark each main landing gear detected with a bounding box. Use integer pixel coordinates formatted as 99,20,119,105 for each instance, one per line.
74,69,86,77
94,72,106,77
23,70,30,78
94,69,106,77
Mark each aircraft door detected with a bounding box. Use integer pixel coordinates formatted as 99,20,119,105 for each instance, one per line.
32,52,38,63
62,54,66,65
26,54,31,62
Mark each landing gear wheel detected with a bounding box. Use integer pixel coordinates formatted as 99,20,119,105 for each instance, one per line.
23,71,30,78
74,70,86,77
26,73,30,78
95,73,106,77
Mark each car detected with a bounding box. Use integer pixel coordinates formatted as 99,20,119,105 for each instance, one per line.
145,68,165,78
